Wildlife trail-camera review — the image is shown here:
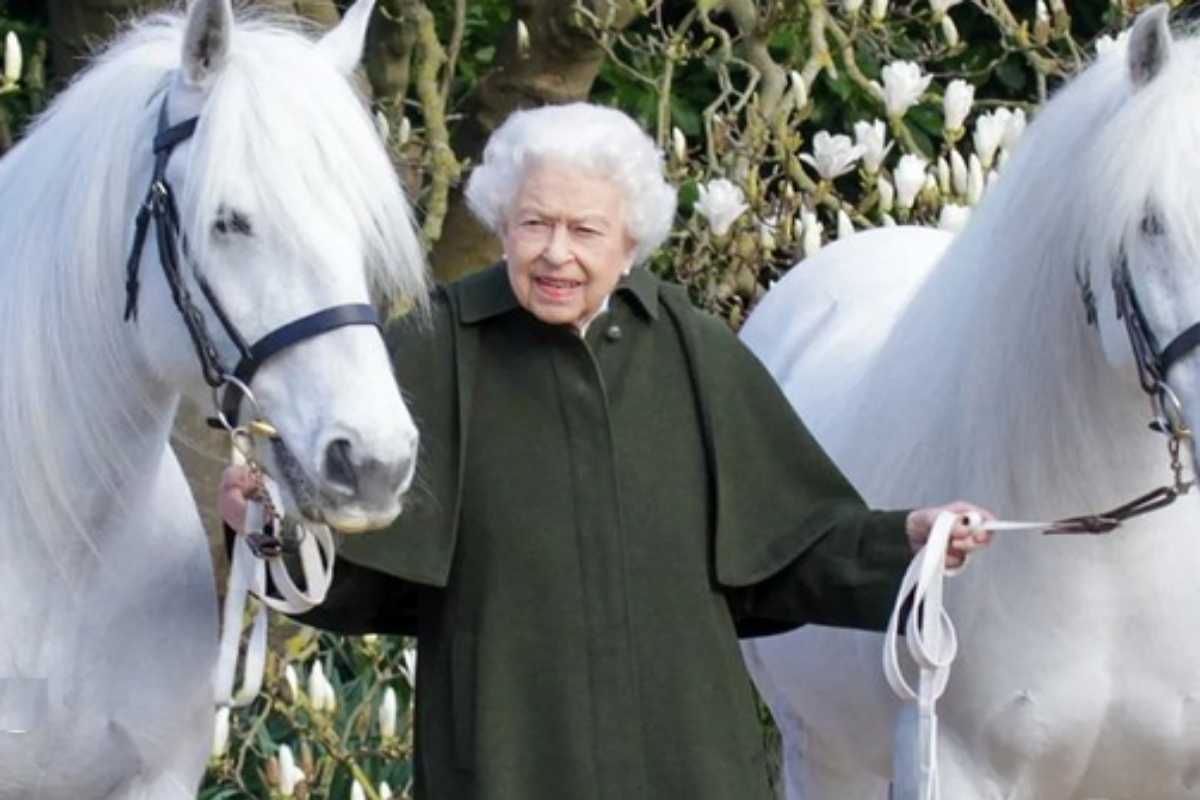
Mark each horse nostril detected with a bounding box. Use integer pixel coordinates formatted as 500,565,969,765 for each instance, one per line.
323,437,358,496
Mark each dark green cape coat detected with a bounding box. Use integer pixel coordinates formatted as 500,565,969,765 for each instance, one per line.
302,265,912,799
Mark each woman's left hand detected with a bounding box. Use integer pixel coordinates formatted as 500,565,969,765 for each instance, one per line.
905,501,995,569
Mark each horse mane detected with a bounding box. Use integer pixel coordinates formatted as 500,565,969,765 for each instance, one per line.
0,10,427,571
855,30,1200,516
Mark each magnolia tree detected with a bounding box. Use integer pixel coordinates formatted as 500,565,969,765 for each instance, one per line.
0,0,1169,797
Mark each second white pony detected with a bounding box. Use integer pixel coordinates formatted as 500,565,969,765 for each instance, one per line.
742,6,1200,799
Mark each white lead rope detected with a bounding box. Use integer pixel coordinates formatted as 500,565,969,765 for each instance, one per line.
214,451,337,708
883,512,1057,800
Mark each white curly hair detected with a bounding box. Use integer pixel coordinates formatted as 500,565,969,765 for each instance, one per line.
464,102,678,265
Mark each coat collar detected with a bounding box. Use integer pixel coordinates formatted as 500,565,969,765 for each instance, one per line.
456,262,660,325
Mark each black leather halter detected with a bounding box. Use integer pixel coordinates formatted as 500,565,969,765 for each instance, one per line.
1112,258,1200,437
124,98,382,429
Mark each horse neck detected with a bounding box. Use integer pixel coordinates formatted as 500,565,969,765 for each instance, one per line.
0,244,182,577
883,219,1161,519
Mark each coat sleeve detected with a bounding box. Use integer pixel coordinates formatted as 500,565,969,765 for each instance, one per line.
664,291,913,637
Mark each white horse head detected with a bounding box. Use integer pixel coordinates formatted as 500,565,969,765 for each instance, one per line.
130,0,425,531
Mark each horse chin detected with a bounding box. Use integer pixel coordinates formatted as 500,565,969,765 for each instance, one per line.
319,505,402,535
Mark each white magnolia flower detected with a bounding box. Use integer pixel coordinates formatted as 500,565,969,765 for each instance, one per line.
397,115,412,146
307,661,336,713
789,70,808,110
972,108,1012,170
1095,30,1130,57
672,127,687,162
853,119,891,174
837,209,855,240
401,646,418,689
967,153,985,205
937,157,951,194
284,663,301,703
930,0,963,14
1002,108,1027,153
870,0,888,22
880,61,932,118
212,707,230,758
694,178,748,237
894,155,928,211
938,203,971,233
801,131,865,180
380,782,395,800
950,149,968,196
3,32,20,86
516,19,531,57
943,79,974,132
940,15,960,47
800,211,824,259
843,0,864,13
351,780,367,800
379,687,398,740
278,745,306,797
877,176,895,214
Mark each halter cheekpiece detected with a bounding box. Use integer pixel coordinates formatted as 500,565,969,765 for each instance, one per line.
124,96,382,429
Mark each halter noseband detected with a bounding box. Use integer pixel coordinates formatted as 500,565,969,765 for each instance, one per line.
1112,259,1200,441
124,97,382,429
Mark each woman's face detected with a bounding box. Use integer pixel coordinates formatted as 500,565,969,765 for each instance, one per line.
503,162,637,329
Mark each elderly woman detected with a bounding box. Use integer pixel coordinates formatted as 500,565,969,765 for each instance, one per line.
224,102,991,799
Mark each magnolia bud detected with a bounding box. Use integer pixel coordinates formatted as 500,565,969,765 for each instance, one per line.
950,149,968,196
212,707,230,758
937,157,951,195
967,154,985,205
3,32,21,86
870,0,889,22
940,15,959,47
837,209,855,240
380,782,395,800
351,781,367,800
516,20,531,58
672,127,687,163
379,687,398,740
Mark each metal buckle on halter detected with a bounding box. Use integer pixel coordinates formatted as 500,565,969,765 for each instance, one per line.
1149,381,1192,440
209,374,278,439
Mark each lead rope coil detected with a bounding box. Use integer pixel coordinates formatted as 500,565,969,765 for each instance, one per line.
214,434,338,708
882,512,1068,800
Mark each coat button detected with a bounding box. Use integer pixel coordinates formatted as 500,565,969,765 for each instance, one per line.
605,324,622,342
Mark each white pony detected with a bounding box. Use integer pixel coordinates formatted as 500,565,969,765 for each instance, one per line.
742,6,1200,799
0,1,425,797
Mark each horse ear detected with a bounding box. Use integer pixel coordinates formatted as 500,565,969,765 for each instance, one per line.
1127,4,1171,89
181,0,233,87
316,0,376,75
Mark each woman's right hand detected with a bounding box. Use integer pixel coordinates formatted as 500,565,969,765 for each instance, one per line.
220,464,259,533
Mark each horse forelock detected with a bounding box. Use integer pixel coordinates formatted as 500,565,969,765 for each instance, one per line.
177,17,428,309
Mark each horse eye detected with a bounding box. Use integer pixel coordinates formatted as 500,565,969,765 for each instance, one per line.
1141,209,1165,238
214,208,254,237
